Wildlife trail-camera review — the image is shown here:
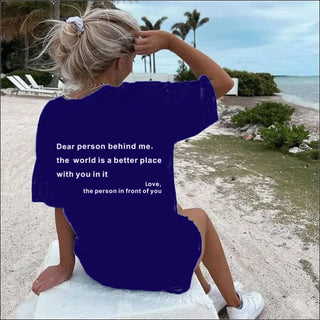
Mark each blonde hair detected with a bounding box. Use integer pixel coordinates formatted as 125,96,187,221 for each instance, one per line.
38,7,140,91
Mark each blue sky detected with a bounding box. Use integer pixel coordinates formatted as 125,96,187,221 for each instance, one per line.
117,1,319,76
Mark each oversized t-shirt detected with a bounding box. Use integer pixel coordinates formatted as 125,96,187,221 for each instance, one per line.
32,75,218,294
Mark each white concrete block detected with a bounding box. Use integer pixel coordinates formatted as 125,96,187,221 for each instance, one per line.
15,240,218,319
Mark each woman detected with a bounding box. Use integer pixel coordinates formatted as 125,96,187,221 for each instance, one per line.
31,6,264,319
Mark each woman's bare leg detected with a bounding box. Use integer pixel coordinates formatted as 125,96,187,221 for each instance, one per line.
195,266,210,294
178,204,241,308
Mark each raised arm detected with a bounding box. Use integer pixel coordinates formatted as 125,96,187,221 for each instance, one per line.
32,208,75,295
134,30,234,98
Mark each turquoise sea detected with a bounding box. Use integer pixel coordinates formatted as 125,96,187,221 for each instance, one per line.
274,76,319,110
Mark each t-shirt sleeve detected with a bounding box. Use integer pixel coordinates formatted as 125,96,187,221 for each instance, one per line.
164,75,218,142
32,102,65,208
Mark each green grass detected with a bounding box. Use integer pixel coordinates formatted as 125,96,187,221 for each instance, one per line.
179,135,319,245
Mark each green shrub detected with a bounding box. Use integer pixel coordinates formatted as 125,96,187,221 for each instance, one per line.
1,70,52,88
224,68,280,96
285,125,310,147
303,141,320,160
307,140,319,150
259,124,288,149
174,60,196,82
231,102,295,127
259,123,310,150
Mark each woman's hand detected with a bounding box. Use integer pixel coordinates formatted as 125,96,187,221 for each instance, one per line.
32,263,73,296
134,29,233,97
134,30,173,56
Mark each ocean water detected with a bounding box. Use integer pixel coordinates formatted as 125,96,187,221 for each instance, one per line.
274,76,319,110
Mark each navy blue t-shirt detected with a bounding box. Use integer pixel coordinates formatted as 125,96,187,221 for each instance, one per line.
32,75,218,293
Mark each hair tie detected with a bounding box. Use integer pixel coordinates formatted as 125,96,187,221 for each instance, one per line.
66,16,84,34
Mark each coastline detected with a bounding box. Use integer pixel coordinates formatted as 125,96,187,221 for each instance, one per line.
220,94,319,138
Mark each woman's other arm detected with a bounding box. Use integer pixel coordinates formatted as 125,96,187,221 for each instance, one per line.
32,208,75,295
134,30,234,98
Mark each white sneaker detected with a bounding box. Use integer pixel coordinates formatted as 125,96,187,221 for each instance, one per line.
207,281,244,312
227,290,264,319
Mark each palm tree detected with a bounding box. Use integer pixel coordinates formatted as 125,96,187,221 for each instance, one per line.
1,1,51,70
1,1,116,75
140,16,168,73
184,9,209,48
171,22,191,70
171,22,191,41
141,55,152,73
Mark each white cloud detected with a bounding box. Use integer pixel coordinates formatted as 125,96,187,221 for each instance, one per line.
277,21,318,43
118,1,319,76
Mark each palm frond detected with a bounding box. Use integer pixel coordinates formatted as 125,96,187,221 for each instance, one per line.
154,16,167,30
141,16,154,30
171,22,188,31
184,11,192,19
172,30,182,38
171,22,190,40
198,17,209,27
140,26,149,31
184,12,196,29
171,22,181,30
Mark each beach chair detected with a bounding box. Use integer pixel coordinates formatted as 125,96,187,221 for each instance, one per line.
6,76,60,97
15,75,63,94
14,240,218,319
25,74,65,91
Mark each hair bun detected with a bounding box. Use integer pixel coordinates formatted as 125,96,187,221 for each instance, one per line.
37,7,140,93
66,16,84,33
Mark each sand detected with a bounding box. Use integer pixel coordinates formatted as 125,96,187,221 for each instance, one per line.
1,92,319,319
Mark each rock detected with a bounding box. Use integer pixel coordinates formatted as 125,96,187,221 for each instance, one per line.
247,125,260,135
235,128,242,136
303,137,318,143
254,134,263,141
242,133,254,140
289,147,304,153
223,120,236,128
299,142,312,151
240,124,251,132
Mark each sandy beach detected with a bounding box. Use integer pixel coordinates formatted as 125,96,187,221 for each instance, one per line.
1,92,319,319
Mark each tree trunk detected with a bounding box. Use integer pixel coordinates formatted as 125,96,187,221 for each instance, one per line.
149,55,152,73
193,29,196,48
50,0,61,87
153,53,156,73
24,36,29,70
54,0,60,19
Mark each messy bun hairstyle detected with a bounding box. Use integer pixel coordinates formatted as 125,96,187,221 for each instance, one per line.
38,7,140,92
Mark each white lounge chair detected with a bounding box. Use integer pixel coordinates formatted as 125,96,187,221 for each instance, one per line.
25,74,65,91
6,76,61,97
14,75,64,94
